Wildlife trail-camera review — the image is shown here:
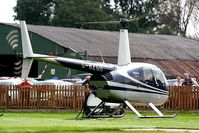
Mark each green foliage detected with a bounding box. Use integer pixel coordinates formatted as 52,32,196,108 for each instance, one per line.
14,0,160,33
14,0,196,36
154,0,182,36
108,0,158,18
14,0,55,25
154,0,199,37
104,0,159,33
51,0,118,30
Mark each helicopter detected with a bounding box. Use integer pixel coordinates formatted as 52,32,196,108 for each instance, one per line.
20,18,176,118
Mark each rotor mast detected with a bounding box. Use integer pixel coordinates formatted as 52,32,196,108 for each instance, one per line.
117,18,131,66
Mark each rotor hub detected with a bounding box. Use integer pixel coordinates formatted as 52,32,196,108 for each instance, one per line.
120,18,128,29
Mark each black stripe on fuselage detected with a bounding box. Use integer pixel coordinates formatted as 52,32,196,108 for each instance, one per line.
55,58,115,74
103,85,168,95
110,73,168,93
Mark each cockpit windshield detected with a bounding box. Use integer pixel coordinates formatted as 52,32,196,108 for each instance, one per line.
152,68,166,87
128,66,167,90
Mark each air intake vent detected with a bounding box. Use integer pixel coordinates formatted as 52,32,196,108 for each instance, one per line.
104,73,113,81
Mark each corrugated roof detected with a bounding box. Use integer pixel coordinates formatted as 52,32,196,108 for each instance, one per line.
134,59,199,82
89,56,199,81
2,23,199,61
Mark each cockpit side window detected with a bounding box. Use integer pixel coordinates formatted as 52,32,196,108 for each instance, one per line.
128,68,144,82
152,68,166,87
143,68,155,86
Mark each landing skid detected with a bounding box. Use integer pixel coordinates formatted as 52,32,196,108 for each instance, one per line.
139,115,177,118
86,114,125,118
124,100,177,118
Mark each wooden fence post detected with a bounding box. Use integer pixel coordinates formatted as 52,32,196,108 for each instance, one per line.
72,85,76,109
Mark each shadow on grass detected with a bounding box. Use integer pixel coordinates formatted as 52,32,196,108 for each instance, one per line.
38,129,120,133
63,117,106,121
0,128,122,133
63,117,89,120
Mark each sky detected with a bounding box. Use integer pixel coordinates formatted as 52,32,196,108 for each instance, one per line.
0,0,197,37
0,0,16,23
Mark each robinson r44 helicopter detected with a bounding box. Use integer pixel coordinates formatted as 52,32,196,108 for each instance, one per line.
20,19,176,118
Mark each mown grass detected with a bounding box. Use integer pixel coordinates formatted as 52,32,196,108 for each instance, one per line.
0,111,199,133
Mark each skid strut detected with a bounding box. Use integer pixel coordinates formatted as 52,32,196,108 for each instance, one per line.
124,100,176,118
85,101,104,118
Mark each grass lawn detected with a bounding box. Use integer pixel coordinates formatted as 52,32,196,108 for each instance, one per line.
0,111,199,133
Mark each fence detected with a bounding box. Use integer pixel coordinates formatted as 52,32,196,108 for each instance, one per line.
0,85,199,110
0,85,89,109
162,86,199,109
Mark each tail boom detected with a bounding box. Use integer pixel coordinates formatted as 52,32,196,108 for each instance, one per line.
20,21,116,79
35,55,116,74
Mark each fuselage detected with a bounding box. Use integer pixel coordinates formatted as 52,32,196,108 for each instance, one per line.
90,63,169,106
34,56,168,106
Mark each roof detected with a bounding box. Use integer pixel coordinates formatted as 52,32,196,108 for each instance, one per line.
136,59,199,78
89,56,199,80
1,22,199,61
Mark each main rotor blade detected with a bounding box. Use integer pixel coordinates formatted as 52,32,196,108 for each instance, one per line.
128,14,147,22
79,20,119,25
77,14,147,25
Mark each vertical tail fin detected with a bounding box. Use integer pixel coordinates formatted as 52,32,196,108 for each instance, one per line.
117,19,131,66
20,21,34,58
20,21,34,79
21,59,33,79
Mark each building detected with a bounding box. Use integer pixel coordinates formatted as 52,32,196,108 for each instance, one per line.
0,22,199,80
0,23,86,79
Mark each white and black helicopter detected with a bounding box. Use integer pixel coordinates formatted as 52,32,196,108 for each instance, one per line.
20,19,176,118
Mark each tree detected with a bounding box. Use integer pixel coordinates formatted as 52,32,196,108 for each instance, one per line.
51,0,118,30
106,0,157,18
181,0,199,37
14,0,55,25
155,0,181,35
155,0,199,37
104,0,159,33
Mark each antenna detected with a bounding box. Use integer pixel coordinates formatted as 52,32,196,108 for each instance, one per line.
99,49,105,63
